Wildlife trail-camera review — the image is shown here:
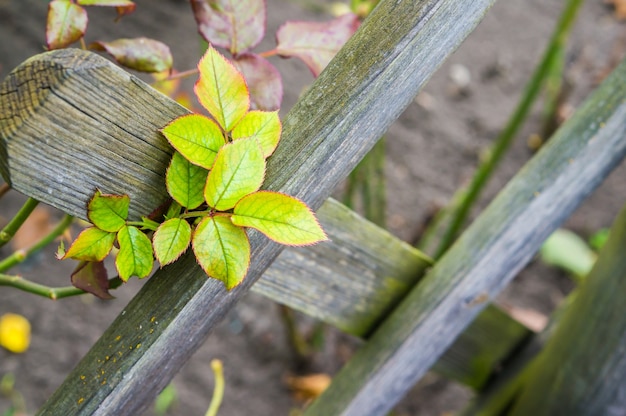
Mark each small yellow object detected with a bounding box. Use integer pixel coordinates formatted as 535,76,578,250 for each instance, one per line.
0,313,31,353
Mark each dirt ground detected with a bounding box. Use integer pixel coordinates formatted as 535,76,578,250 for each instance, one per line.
1,0,625,415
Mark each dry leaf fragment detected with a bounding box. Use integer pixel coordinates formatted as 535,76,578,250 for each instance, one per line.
605,0,626,20
285,373,332,401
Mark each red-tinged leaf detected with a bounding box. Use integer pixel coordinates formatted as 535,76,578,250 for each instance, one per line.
77,0,136,18
88,190,129,232
116,225,154,281
232,191,328,245
71,261,113,300
231,110,281,157
275,13,360,77
63,227,116,262
153,218,192,266
204,137,266,211
192,215,250,290
233,53,283,111
90,37,173,73
46,0,88,50
161,114,225,169
195,45,250,131
190,0,266,55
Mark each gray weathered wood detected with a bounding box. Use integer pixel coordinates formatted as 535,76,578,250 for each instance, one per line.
0,0,500,413
262,199,530,389
0,49,529,395
302,56,626,416
507,202,626,415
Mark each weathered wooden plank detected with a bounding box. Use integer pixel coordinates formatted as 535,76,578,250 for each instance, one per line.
261,199,531,390
0,49,182,220
0,0,500,413
507,203,626,414
0,50,529,394
303,57,626,416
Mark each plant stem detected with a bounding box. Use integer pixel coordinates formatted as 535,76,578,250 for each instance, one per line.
205,359,225,416
0,214,74,273
0,198,40,248
432,0,584,259
163,68,199,81
0,273,124,300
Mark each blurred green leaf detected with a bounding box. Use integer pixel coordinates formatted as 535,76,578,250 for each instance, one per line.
90,37,173,72
540,228,596,281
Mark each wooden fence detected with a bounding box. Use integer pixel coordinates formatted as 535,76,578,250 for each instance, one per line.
1,0,625,414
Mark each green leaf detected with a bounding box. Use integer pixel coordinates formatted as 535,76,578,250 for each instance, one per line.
232,191,328,245
166,152,208,209
46,0,88,50
87,190,129,232
161,114,225,169
63,227,116,262
540,228,596,281
195,45,250,132
116,225,154,281
232,110,281,158
153,218,192,266
90,37,172,73
192,216,250,290
204,138,265,211
71,261,113,300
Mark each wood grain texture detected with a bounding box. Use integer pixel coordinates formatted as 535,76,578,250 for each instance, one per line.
0,49,184,220
509,204,626,415
303,57,626,416
0,0,500,412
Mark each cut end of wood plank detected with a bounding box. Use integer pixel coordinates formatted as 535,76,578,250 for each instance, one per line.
0,49,189,220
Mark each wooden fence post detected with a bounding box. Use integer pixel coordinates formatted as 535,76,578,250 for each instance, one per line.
0,0,500,414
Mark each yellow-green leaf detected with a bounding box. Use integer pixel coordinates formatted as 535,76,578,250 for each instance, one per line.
153,218,192,266
161,114,225,169
88,190,129,232
232,110,281,158
63,227,116,262
195,45,250,131
204,138,265,211
116,225,154,281
166,152,208,209
192,216,250,290
232,191,327,245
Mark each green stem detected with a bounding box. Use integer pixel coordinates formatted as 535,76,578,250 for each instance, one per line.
205,359,225,416
0,273,123,300
0,214,73,273
432,0,584,259
0,198,40,248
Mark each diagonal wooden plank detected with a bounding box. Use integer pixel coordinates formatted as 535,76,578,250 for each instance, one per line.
303,57,626,416
0,0,499,413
